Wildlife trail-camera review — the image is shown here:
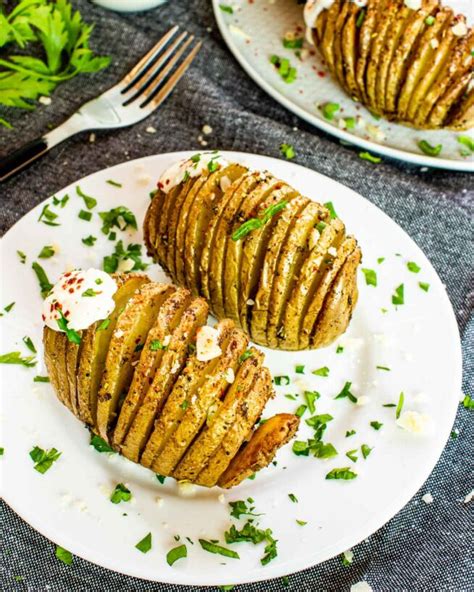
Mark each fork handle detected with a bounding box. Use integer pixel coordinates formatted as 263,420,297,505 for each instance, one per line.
0,136,49,183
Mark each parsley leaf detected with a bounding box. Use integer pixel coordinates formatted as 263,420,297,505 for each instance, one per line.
29,445,61,473
32,261,53,298
199,539,240,559
90,433,115,453
280,143,295,159
82,235,96,246
38,245,55,258
269,55,297,83
22,336,36,353
57,310,81,344
166,544,187,566
407,261,420,273
312,366,329,377
76,186,97,209
55,545,72,565
232,200,288,241
103,241,148,273
370,421,383,430
335,381,357,403
110,483,132,504
392,283,404,305
325,467,357,480
396,392,404,419
135,533,152,553
361,268,377,286
0,351,36,366
462,394,474,410
99,206,137,235
361,444,372,459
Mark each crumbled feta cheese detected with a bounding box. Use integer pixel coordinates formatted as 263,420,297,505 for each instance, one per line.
422,492,433,504
117,258,135,273
197,134,208,147
162,335,171,347
366,124,386,142
39,96,52,105
246,298,255,306
89,133,96,143
452,21,468,37
137,174,152,185
224,367,235,384
327,246,337,257
356,395,370,406
464,490,473,504
218,493,226,504
220,176,231,191
155,496,164,507
146,126,157,134
396,410,431,434
114,329,125,338
177,481,197,496
430,38,439,49
229,25,251,41
196,326,222,361
308,228,321,250
202,124,213,135
404,0,422,9
351,583,373,592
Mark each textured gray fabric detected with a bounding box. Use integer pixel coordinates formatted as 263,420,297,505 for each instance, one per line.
1,1,473,591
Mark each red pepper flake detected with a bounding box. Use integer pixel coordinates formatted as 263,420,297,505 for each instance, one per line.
64,310,70,318
42,313,46,321
317,71,326,78
69,288,74,294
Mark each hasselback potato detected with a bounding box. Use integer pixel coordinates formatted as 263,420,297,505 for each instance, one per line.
304,0,474,130
144,154,362,351
43,273,299,488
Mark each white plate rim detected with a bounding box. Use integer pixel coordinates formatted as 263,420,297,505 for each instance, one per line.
212,1,474,173
0,151,463,585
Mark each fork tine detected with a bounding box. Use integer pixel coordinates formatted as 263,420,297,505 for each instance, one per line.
123,31,190,102
141,41,202,110
120,25,179,90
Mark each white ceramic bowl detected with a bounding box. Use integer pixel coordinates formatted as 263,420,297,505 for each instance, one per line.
92,0,167,13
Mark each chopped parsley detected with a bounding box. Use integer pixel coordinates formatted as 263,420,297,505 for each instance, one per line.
4,302,15,312
359,151,381,164
304,390,319,413
274,375,290,386
280,143,295,159
346,449,358,463
166,544,187,566
312,441,338,459
29,446,61,473
345,430,356,438
103,241,148,273
0,351,36,367
325,467,357,480
392,283,404,305
396,392,404,419
229,499,261,519
361,268,377,286
106,179,122,188
38,245,55,259
295,364,305,374
377,257,385,264
224,522,277,565
55,546,73,565
17,250,26,264
335,381,357,403
199,539,239,559
324,201,338,219
22,336,36,353
462,395,474,410
32,261,53,298
38,204,60,226
82,288,99,297
108,232,117,241
57,311,81,344
0,448,3,455
316,220,327,232
376,365,390,371
296,520,307,526
288,493,298,503
97,318,111,331
150,339,166,351
285,394,297,401
419,282,430,292
82,235,97,246
418,140,442,157
361,444,372,459
53,194,69,208
78,209,92,221
110,483,132,504
180,400,189,410
407,261,420,273
99,206,137,234
295,404,307,418
219,4,233,14
76,186,97,209
239,350,254,363
293,413,334,457
344,116,356,130
336,345,344,354
356,8,366,27
312,366,329,377
269,55,297,83
321,102,340,121
370,421,383,431
90,433,115,453
33,375,50,382
282,36,303,49
425,15,435,25
156,474,166,484
232,200,288,241
135,533,152,554
457,135,474,153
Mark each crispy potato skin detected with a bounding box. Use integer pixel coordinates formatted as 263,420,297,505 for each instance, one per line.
43,275,298,488
144,164,361,350
309,0,473,130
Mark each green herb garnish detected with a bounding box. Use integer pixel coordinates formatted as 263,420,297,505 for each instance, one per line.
33,375,50,382
110,483,132,504
135,533,152,553
82,235,97,246
346,449,358,463
376,365,390,371
392,283,404,305
370,421,383,430
239,350,253,363
53,195,69,208
457,135,474,153
166,544,187,566
321,102,340,121
99,206,137,235
419,282,430,292
0,351,36,367
359,151,381,164
4,302,15,312
97,318,111,331
288,493,298,503
57,311,81,344
356,8,366,27
407,261,420,273
325,467,357,480
55,546,72,565
295,364,305,374
106,179,122,188
304,391,319,413
270,55,297,83
345,430,356,438
396,392,404,419
219,4,233,14
76,186,97,209
90,433,115,453
336,345,344,354
229,500,261,519
38,245,55,258
150,339,166,351
38,204,59,226
29,445,61,473
199,539,239,559
312,366,329,377
22,336,36,353
323,201,338,219
361,444,372,459
418,140,442,157
103,241,148,273
280,143,295,159
32,261,52,298
78,209,92,221
361,268,377,286
462,394,474,410
335,381,357,403
425,15,435,25
232,200,288,241
156,474,166,484
17,250,26,264
274,375,290,386
282,36,303,49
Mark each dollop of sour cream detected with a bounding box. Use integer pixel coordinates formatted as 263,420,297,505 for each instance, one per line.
157,152,229,194
304,0,367,43
42,269,118,331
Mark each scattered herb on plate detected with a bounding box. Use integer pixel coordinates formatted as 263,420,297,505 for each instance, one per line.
370,421,383,430
166,544,187,566
312,366,329,377
90,433,115,453
22,336,36,353
199,539,240,559
326,467,357,480
99,206,137,235
29,445,61,473
361,268,377,286
55,546,73,565
110,483,132,504
359,151,381,164
269,55,297,83
76,186,97,209
418,140,442,157
0,351,36,366
392,283,404,306
419,282,430,292
135,533,152,553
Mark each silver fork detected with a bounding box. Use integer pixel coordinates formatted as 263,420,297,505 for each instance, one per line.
0,26,201,183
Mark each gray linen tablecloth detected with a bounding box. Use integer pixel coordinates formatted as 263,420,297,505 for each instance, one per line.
1,1,473,590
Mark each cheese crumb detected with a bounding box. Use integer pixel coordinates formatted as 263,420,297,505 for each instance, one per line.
430,38,439,49
404,0,422,9
162,335,171,347
422,492,433,504
351,583,373,592
39,96,52,105
218,493,226,504
224,367,235,384
327,246,337,257
177,481,197,496
196,326,222,362
356,395,370,406
137,174,152,185
452,21,468,37
146,126,157,134
89,133,96,143
220,176,231,191
202,124,213,135
396,410,431,434
155,496,164,507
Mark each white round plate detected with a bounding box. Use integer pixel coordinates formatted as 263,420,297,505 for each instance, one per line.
0,152,462,586
212,0,474,172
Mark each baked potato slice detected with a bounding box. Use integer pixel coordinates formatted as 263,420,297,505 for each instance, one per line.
152,327,249,476
266,201,328,349
332,0,352,90
217,413,300,489
340,3,360,100
139,320,234,468
448,90,474,130
414,24,471,127
95,282,170,440
251,194,309,346
224,175,285,324
195,367,273,487
183,164,248,296
43,327,72,411
143,187,162,259
385,0,440,115
65,339,82,417
354,0,381,106
301,236,358,349
172,348,263,482
200,172,252,303
208,172,262,319
375,2,411,114
311,246,362,348
120,297,208,462
76,274,149,426
320,0,342,75
111,285,181,447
